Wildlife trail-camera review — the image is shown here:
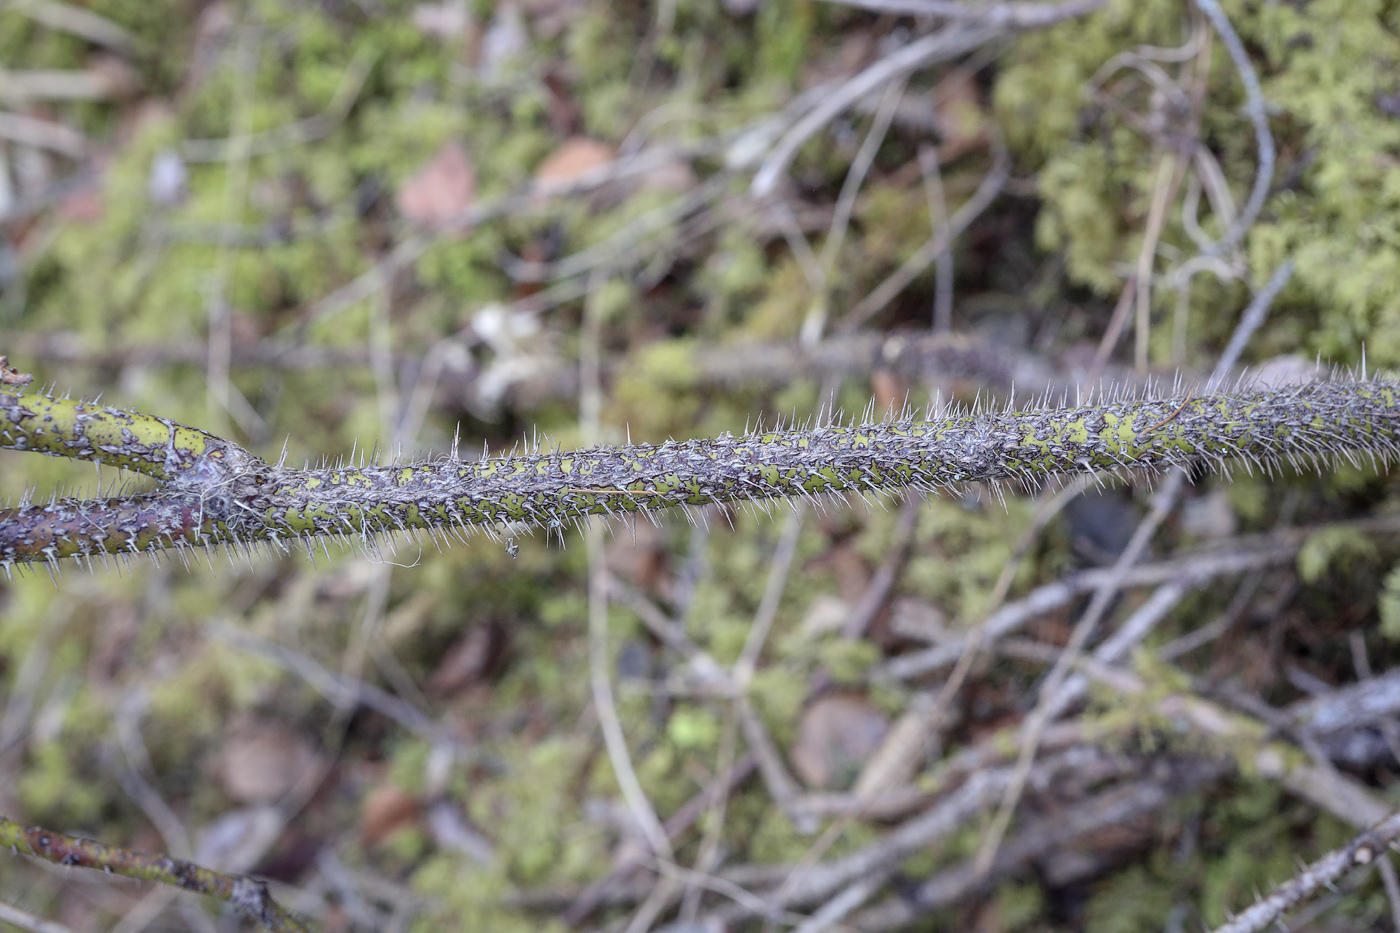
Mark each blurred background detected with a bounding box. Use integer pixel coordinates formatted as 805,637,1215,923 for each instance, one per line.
3,0,1400,930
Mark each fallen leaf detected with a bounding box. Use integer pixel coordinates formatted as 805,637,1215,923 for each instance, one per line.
800,595,851,638
426,622,506,695
412,0,471,40
886,598,951,644
534,136,615,194
217,723,318,805
360,784,421,847
790,694,889,790
396,140,476,231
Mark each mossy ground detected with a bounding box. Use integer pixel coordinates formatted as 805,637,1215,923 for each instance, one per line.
2,1,1400,931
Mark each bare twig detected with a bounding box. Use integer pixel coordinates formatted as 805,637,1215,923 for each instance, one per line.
563,754,758,924
841,140,1010,330
751,23,997,198
853,763,1220,931
814,0,1105,24
0,112,85,157
213,627,469,751
818,77,908,278
9,0,137,52
0,897,76,933
918,146,955,332
1191,0,1275,258
734,509,807,686
1381,854,1400,931
706,744,1127,924
581,275,673,862
877,522,1378,681
0,67,135,103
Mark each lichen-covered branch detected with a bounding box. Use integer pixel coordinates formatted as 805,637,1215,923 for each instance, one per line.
1,361,1398,567
0,815,310,933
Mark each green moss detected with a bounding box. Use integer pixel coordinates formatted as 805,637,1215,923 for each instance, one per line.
740,258,812,341
412,858,569,933
815,638,879,686
667,704,722,752
17,741,104,826
1194,780,1353,927
1297,525,1380,584
611,339,705,437
1085,862,1177,933
996,880,1048,931
903,496,1027,623
748,665,807,749
995,0,1400,367
462,737,605,886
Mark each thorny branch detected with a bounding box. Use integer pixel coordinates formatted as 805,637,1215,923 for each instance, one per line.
1,352,1398,570
2,2,1395,929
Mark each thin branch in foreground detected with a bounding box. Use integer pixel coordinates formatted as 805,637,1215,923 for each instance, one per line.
0,816,310,933
1208,808,1400,933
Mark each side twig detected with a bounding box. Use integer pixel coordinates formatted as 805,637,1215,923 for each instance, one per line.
1208,809,1400,933
0,816,310,933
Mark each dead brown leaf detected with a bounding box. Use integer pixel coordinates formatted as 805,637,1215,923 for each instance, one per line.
790,694,889,790
216,723,319,805
360,784,422,847
426,622,506,695
534,136,615,194
396,140,476,231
